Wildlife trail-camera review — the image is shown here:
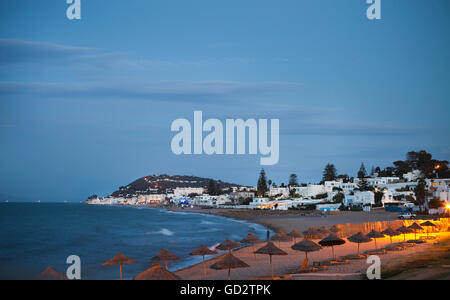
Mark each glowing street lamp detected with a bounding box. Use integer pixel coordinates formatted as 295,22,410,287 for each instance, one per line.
434,164,441,179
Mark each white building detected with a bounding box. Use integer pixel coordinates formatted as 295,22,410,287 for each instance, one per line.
344,191,375,207
269,187,290,198
324,181,342,193
137,194,166,204
173,187,205,196
291,185,326,198
403,170,421,182
230,191,255,203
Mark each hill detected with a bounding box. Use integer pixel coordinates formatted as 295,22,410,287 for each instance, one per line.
110,174,243,197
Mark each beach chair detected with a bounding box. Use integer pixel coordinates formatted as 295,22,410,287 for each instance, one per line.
301,258,309,269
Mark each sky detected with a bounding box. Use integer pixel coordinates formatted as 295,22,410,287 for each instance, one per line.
0,0,449,202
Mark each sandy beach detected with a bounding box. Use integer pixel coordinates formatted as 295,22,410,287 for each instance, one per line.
168,206,423,232
175,230,449,280
169,207,449,280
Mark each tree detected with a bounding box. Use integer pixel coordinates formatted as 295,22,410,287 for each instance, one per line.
288,174,298,186
358,163,367,179
332,192,345,203
322,163,337,182
216,183,222,195
374,191,384,207
414,178,427,211
428,198,445,209
336,174,350,183
207,179,217,195
357,177,370,191
370,166,376,176
257,169,268,197
393,160,412,177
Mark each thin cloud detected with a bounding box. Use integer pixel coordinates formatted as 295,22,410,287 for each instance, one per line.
0,39,97,64
0,80,302,103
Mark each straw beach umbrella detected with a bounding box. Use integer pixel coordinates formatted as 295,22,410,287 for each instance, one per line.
190,245,218,279
134,264,180,280
255,242,287,279
366,230,385,249
270,231,292,248
420,221,437,239
217,239,241,253
396,226,414,241
303,228,321,240
102,253,137,280
329,225,340,234
318,234,345,261
347,232,372,257
382,228,400,244
318,226,331,236
210,253,249,280
37,267,66,280
291,239,322,267
287,229,303,244
240,234,263,260
151,249,179,270
408,223,424,240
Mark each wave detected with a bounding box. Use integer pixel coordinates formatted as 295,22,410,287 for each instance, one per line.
146,228,175,236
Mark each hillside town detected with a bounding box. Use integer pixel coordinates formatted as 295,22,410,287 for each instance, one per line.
86,151,450,216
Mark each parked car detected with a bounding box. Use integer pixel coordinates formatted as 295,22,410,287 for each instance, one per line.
398,213,416,220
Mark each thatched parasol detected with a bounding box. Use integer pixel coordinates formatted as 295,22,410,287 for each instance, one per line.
102,253,137,280
396,226,414,241
287,229,303,244
190,245,218,279
420,221,437,238
318,226,331,236
318,234,345,261
255,242,287,279
240,233,263,260
329,225,340,233
382,228,401,244
270,231,292,247
347,232,372,256
302,227,322,240
291,239,322,268
408,223,424,240
150,249,180,270
134,264,180,280
216,239,241,254
366,230,385,249
210,253,249,280
37,267,66,280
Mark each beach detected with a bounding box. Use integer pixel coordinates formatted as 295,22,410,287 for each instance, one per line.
174,222,449,280
168,207,412,232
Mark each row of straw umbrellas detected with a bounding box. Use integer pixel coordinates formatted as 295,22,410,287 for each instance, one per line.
38,220,440,280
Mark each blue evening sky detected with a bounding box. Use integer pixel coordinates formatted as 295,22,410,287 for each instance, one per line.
0,0,449,202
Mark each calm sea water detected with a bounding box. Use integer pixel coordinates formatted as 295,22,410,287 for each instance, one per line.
0,203,269,280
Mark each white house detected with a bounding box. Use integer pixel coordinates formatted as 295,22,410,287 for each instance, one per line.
344,191,375,207
291,185,326,198
173,187,205,196
403,170,421,182
215,195,232,206
324,181,342,193
269,187,290,198
249,197,271,209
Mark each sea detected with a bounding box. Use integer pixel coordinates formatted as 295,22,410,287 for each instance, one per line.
0,203,269,280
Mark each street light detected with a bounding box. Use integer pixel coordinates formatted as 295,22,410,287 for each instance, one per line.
434,164,441,179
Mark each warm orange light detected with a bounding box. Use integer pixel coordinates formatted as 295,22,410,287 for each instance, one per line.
435,164,441,170
446,204,450,209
